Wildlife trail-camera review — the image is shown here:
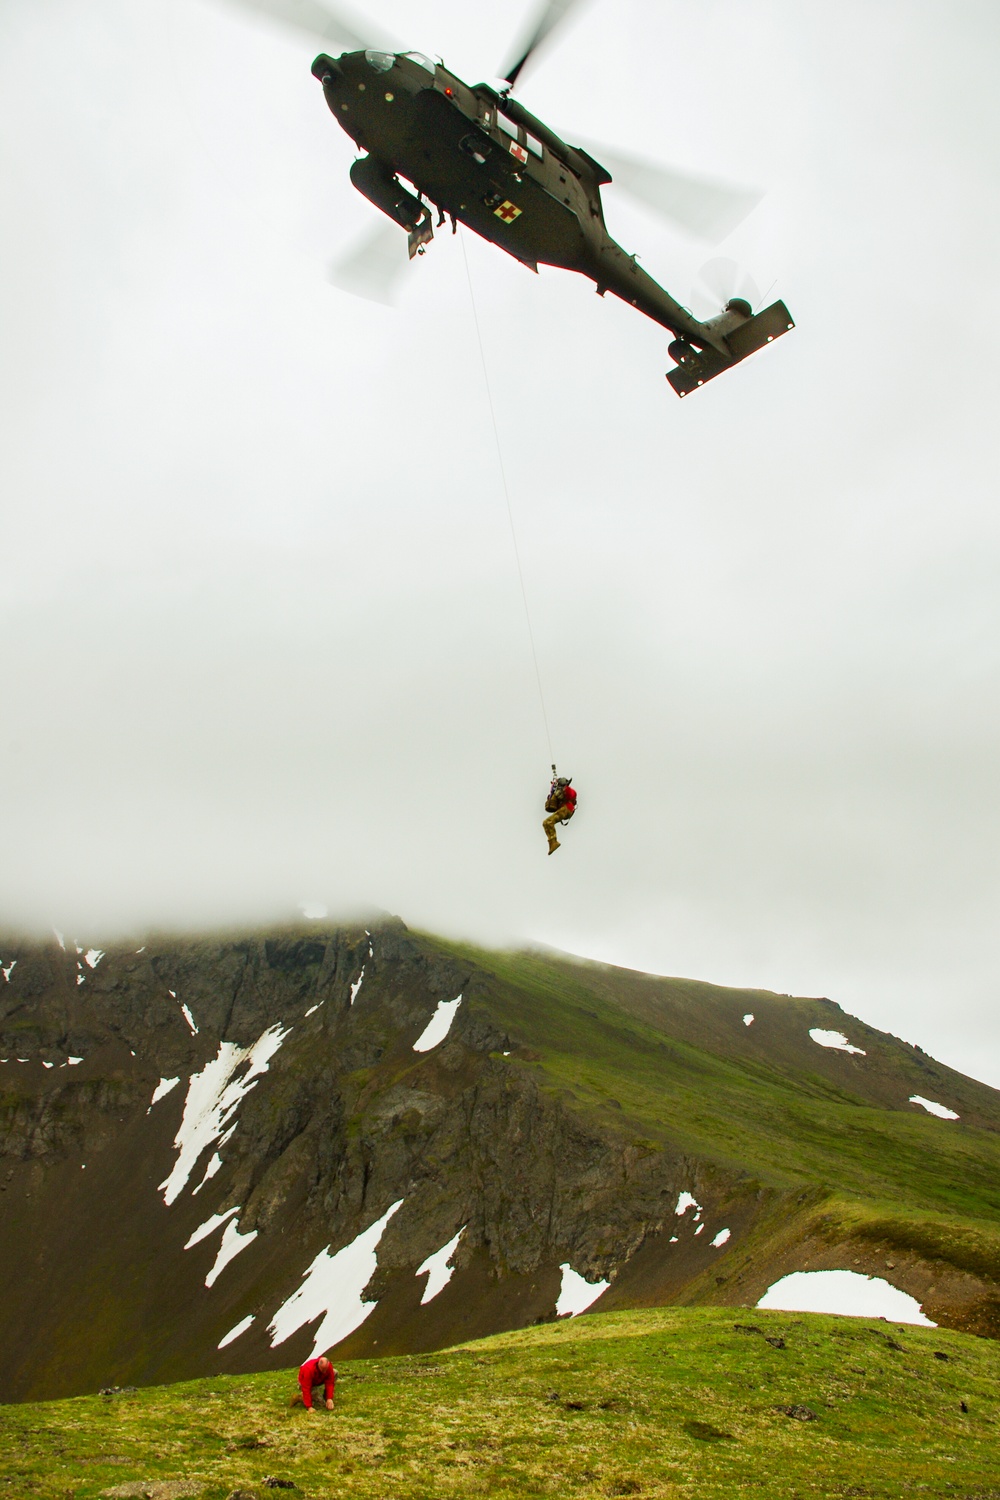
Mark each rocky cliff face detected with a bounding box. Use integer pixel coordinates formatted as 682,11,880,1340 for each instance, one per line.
1,918,998,1402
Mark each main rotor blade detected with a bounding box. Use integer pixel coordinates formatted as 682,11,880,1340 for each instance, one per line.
500,0,591,88
212,0,390,52
586,143,763,243
327,220,408,304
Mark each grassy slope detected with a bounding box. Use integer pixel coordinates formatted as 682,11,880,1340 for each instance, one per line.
422,938,1000,1281
5,1309,999,1499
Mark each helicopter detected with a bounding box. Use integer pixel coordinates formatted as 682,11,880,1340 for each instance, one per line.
217,0,794,396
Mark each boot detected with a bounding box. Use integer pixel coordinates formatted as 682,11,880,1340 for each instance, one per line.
547,836,560,855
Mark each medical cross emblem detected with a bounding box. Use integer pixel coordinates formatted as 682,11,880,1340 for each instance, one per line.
494,200,522,222
509,140,528,164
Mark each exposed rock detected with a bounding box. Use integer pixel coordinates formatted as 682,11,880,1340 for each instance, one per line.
779,1404,817,1421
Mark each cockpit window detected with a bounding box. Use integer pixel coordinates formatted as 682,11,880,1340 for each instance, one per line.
497,111,519,140
364,50,394,72
401,51,436,75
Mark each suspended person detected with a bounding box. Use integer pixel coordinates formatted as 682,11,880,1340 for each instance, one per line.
543,773,577,855
291,1354,336,1411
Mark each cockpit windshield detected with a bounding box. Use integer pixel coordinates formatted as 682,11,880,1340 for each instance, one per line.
400,51,436,75
364,50,394,72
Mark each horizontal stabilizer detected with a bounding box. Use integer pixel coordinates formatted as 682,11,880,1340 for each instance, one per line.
667,300,794,398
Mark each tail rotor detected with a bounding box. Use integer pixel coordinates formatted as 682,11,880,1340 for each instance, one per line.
696,257,762,314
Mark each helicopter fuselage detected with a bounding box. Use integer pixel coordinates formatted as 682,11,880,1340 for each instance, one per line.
313,49,793,392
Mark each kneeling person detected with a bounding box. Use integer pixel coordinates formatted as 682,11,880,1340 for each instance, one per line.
291,1354,336,1411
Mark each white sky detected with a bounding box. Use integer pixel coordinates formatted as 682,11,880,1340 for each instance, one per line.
3,1,1000,1085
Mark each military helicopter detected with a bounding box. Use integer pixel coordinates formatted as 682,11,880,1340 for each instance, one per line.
216,0,794,396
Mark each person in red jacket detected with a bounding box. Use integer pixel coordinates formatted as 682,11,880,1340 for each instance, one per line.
543,774,577,855
292,1354,336,1410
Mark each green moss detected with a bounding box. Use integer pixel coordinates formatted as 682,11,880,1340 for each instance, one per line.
4,1307,999,1498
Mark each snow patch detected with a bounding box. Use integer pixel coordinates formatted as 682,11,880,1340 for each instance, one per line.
53,929,65,950
711,1228,731,1248
743,1013,754,1026
218,1315,255,1349
809,1028,866,1056
185,1206,240,1249
416,1228,464,1305
84,949,104,969
148,1076,181,1112
694,1223,704,1235
136,946,146,954
193,1152,223,1193
758,1269,936,1326
183,1206,257,1286
304,1003,320,1017
675,1192,702,1216
159,1024,291,1206
413,995,462,1053
350,966,365,1005
76,975,85,986
1,961,16,983
910,1095,960,1120
42,1061,53,1069
181,1004,199,1035
67,1057,83,1066
556,1263,609,1317
268,1200,403,1358
669,1236,678,1243
206,1218,258,1287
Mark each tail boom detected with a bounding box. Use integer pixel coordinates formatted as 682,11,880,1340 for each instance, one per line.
590,243,794,396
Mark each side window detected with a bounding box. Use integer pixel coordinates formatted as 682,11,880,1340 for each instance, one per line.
526,133,543,159
460,133,491,166
497,112,519,140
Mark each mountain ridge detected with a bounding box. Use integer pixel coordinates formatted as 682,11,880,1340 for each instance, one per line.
1,916,998,1403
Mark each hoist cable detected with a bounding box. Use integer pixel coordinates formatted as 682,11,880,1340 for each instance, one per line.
460,230,555,766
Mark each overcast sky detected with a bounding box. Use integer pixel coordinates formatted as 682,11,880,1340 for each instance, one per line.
3,0,1000,1086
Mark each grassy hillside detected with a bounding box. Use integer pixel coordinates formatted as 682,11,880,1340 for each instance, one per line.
4,1307,998,1499
422,937,1000,1299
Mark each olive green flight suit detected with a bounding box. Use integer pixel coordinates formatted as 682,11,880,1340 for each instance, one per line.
543,802,574,854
